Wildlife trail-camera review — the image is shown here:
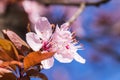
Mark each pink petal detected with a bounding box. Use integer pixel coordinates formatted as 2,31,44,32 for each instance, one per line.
41,57,54,69
73,53,86,64
35,17,52,41
60,22,70,31
55,25,60,33
53,25,72,43
54,53,73,63
26,32,43,51
22,1,40,23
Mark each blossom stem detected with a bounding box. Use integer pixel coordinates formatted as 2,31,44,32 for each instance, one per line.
67,3,85,26
37,0,110,6
27,23,31,32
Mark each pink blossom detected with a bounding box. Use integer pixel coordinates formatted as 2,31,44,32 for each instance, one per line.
22,1,47,23
26,17,86,69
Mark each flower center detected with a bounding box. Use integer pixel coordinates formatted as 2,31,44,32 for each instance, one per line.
42,41,51,51
65,45,70,49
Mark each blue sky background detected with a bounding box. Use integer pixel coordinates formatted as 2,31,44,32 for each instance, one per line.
34,0,120,80
0,0,120,80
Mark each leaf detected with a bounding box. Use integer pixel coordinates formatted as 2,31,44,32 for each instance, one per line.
0,73,16,80
0,61,23,68
24,51,54,70
0,60,22,71
0,48,13,61
0,38,19,60
2,30,30,55
26,69,48,80
21,75,30,80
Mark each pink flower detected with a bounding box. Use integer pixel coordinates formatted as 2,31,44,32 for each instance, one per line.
22,1,47,24
26,17,86,69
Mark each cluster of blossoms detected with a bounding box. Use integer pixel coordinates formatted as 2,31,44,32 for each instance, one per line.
26,17,86,69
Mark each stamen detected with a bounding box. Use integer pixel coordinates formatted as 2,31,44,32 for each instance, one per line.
72,32,76,36
72,39,77,42
42,41,52,50
51,24,56,33
65,45,70,49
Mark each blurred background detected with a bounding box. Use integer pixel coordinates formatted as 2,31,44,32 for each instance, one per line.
0,0,120,80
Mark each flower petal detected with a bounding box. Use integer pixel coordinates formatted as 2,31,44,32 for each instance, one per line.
41,57,54,69
53,26,72,43
73,53,86,64
35,17,52,41
26,32,43,51
54,53,73,63
60,22,70,31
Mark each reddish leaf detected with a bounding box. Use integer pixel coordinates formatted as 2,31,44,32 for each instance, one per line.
26,69,48,80
0,38,19,60
0,73,16,80
0,59,22,71
21,75,30,80
0,48,13,61
0,61,23,68
24,51,54,70
2,30,30,54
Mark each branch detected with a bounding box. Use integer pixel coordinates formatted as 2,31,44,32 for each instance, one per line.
67,3,85,26
37,0,110,26
37,0,110,6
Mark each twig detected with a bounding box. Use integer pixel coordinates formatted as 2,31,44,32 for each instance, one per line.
37,0,110,6
27,23,31,32
67,3,85,26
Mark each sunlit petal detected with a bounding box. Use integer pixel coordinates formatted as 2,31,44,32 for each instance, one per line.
41,57,54,69
54,53,73,63
60,22,70,31
35,17,52,41
26,32,43,51
73,53,86,64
